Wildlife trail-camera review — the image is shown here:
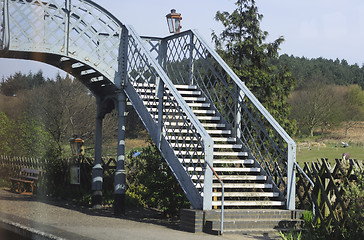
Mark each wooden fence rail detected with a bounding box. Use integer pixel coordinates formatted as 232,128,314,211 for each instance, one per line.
296,158,363,235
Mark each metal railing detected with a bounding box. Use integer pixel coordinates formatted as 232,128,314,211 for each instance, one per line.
205,161,224,235
125,25,215,210
0,0,216,210
142,29,297,209
0,0,9,51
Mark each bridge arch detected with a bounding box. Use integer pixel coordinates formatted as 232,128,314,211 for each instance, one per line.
1,0,298,214
1,0,125,96
0,0,133,212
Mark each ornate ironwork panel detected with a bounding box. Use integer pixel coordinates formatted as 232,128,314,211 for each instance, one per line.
143,30,297,209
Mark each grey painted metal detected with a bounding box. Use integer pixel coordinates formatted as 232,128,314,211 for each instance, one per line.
125,25,214,210
0,0,9,51
123,80,204,209
0,0,215,210
92,95,103,193
206,161,224,235
142,29,297,210
0,0,297,210
114,91,126,196
0,0,125,95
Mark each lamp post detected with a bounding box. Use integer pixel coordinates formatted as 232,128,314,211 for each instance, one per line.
166,9,182,34
69,136,84,185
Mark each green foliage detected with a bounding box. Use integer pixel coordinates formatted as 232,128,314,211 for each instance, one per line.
278,229,302,240
301,171,364,240
126,143,190,217
0,112,53,158
0,112,14,155
342,171,364,239
0,71,46,96
212,0,296,135
277,55,364,89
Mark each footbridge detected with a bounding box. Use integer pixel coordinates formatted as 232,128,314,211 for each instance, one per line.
0,0,297,217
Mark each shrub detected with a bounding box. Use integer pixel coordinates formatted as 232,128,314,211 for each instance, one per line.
126,142,190,217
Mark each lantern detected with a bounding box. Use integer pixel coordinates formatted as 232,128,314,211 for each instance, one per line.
69,136,84,156
166,9,182,34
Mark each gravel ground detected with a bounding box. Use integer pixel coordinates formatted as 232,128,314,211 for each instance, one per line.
0,189,273,240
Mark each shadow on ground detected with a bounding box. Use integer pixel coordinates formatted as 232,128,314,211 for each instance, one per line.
0,188,181,231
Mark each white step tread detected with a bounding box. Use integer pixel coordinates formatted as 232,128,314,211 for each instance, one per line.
197,116,220,121
201,123,226,128
212,159,254,164
212,192,279,197
197,183,272,189
182,96,206,102
175,85,198,90
211,200,285,206
142,101,209,108
186,167,260,173
178,159,254,165
192,175,267,181
214,144,242,149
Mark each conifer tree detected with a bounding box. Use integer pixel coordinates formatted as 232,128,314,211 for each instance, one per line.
212,0,296,134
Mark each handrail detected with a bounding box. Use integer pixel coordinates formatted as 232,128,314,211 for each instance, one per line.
126,25,215,210
205,161,224,235
294,162,315,217
1,0,9,51
142,29,297,209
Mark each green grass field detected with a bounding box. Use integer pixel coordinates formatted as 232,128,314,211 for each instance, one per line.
296,143,364,164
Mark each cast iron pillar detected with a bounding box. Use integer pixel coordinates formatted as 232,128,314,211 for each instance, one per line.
92,95,103,207
114,91,127,215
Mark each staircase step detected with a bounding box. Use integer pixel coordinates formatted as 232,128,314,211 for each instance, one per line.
211,183,272,188
214,144,242,149
211,137,236,142
182,96,206,102
204,209,304,220
201,123,226,128
166,129,233,136
178,90,201,96
207,219,302,235
191,175,267,181
196,116,220,121
178,159,254,165
142,101,210,108
212,191,278,197
175,151,247,157
196,182,271,189
211,200,285,207
175,85,198,90
187,167,260,173
212,159,254,164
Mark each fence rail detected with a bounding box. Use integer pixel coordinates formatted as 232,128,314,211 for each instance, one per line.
296,158,363,236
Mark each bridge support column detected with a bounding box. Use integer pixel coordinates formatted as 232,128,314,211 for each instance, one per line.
114,90,127,216
92,96,103,207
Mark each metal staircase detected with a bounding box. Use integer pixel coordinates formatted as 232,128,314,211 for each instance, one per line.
0,0,297,213
136,83,285,208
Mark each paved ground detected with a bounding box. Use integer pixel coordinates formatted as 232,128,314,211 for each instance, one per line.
0,189,277,240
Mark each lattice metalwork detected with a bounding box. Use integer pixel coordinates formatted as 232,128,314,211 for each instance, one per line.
2,0,122,82
0,0,215,209
127,30,213,195
143,30,297,209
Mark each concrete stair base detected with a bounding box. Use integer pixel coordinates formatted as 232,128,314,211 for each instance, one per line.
180,209,304,236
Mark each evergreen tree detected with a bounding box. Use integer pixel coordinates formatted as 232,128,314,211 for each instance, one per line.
212,0,296,134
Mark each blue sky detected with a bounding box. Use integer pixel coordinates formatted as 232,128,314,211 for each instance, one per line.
1,0,364,79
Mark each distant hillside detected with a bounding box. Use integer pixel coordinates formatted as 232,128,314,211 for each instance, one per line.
274,54,364,89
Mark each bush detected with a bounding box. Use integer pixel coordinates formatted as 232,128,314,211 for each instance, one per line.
126,143,190,217
302,170,364,240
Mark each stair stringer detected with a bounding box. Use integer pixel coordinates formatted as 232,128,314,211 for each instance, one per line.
123,80,204,209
